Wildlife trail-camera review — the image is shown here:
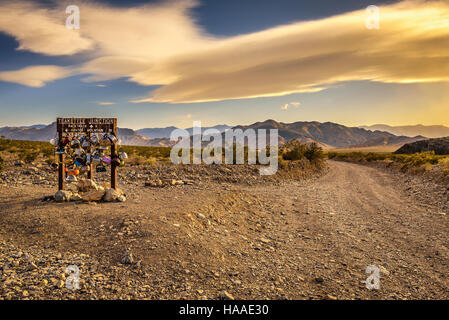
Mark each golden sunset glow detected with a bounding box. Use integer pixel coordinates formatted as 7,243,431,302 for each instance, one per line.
0,0,449,105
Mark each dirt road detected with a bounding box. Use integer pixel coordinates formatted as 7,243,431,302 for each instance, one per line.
0,160,448,299
246,160,449,299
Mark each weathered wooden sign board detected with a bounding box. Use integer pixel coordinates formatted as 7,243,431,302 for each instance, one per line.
57,118,116,133
56,118,118,191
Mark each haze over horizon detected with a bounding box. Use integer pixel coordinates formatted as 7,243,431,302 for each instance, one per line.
1,0,449,129
2,119,449,133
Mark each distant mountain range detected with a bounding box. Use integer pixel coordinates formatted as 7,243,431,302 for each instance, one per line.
360,124,449,139
136,125,231,139
0,120,428,149
136,126,178,139
0,123,168,147
234,120,425,149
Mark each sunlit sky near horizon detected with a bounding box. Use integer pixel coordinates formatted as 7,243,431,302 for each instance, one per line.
0,0,448,130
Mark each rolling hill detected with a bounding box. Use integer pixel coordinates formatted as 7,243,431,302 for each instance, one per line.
395,137,449,155
361,124,449,139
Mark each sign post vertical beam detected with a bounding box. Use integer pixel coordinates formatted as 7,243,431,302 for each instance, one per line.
58,131,65,191
88,132,93,180
111,119,118,190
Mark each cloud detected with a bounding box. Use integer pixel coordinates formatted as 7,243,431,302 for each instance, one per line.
0,65,72,87
138,0,449,103
0,1,93,55
98,101,116,105
281,102,301,111
95,84,107,87
1,0,449,103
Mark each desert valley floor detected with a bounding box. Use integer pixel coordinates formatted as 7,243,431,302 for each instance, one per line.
0,161,448,300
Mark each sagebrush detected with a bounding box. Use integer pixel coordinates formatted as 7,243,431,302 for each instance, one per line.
327,151,449,170
282,141,324,162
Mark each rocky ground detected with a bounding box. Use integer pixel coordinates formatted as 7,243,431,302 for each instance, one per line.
0,159,448,300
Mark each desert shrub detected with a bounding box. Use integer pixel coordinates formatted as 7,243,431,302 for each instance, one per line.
144,157,158,166
278,156,288,169
327,152,338,159
282,141,324,162
41,146,54,158
0,139,53,155
439,158,449,175
304,142,324,162
130,155,159,166
120,145,171,159
129,155,146,166
439,157,449,168
282,142,307,161
20,151,39,163
122,147,134,157
0,154,4,172
220,144,272,165
7,147,19,153
45,158,56,166
328,150,448,170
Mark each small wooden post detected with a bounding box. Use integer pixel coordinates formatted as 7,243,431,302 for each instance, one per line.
111,119,118,190
87,132,93,180
58,132,65,191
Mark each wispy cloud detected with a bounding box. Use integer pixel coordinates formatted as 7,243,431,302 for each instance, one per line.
95,84,107,87
1,0,449,103
281,102,301,111
0,1,93,55
0,65,72,87
98,101,116,106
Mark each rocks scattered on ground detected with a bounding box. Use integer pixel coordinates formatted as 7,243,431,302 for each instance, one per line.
135,160,325,188
55,190,72,202
50,180,127,203
77,179,100,193
81,188,105,202
0,156,325,190
41,195,54,202
120,251,134,265
0,159,448,300
103,188,125,202
0,160,57,187
145,178,186,188
14,160,24,167
70,193,82,201
0,241,154,300
379,266,390,276
220,290,235,300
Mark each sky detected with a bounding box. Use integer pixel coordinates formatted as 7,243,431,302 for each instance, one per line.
0,0,448,129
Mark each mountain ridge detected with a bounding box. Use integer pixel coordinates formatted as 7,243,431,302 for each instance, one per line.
0,120,427,149
234,119,425,149
136,125,231,139
360,124,449,138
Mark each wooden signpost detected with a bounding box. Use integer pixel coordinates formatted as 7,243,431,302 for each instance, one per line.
56,118,118,191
